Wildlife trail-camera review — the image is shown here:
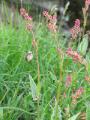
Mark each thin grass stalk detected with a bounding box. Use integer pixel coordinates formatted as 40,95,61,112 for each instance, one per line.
31,31,40,120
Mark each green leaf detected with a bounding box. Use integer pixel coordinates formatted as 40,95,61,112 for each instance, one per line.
0,107,3,120
77,34,88,56
50,71,57,81
86,102,90,120
64,1,70,15
68,113,80,120
86,62,90,74
29,74,38,101
51,100,62,120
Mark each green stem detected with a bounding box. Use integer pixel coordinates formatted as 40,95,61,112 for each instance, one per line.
55,55,64,120
31,31,40,120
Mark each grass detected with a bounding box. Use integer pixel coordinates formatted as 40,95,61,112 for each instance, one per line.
0,22,62,119
0,5,90,120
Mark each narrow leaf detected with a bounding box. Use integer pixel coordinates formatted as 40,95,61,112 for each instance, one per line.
86,102,90,120
51,99,62,120
78,34,88,56
29,74,38,101
0,107,3,120
68,113,80,120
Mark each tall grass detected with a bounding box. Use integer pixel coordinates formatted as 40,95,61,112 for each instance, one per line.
0,1,90,120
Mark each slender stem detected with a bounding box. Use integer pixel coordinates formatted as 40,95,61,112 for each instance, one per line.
31,31,40,120
32,31,40,83
2,106,36,115
83,12,88,35
55,53,64,120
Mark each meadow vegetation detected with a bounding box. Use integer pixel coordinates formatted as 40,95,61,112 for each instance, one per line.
0,0,90,120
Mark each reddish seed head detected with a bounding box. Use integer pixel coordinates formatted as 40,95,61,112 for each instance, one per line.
24,13,29,20
26,23,33,31
72,87,84,105
20,8,33,32
52,15,57,20
75,87,84,99
24,15,32,21
63,92,67,98
20,8,32,21
43,10,48,17
73,52,81,61
70,19,81,39
65,75,72,87
48,15,53,21
28,16,32,21
66,48,82,62
20,8,26,16
48,23,57,32
85,76,90,82
75,19,80,27
43,10,57,32
66,48,73,56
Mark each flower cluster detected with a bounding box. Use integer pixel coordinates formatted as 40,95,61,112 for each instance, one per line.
72,87,84,104
20,8,33,31
65,75,72,88
70,19,81,39
43,10,57,32
20,8,32,21
85,76,90,82
26,23,33,31
66,48,82,62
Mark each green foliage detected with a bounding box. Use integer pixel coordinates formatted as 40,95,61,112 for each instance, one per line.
29,74,38,101
68,113,80,120
0,10,90,120
0,107,3,120
86,102,90,120
78,34,88,56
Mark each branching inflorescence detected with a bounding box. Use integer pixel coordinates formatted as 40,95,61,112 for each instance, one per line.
43,10,57,32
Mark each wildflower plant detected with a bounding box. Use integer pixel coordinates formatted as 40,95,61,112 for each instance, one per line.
43,10,57,33
20,8,41,102
70,19,81,39
20,8,33,31
0,1,90,120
